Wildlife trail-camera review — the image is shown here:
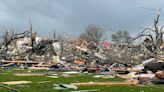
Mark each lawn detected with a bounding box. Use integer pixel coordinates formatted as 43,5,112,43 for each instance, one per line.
0,69,164,92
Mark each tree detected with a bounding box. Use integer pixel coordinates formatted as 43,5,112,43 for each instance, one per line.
79,24,105,44
2,30,30,50
111,30,132,45
134,9,164,54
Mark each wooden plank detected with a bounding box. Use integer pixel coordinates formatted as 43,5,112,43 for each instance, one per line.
14,73,46,76
1,81,32,85
2,63,15,67
1,61,40,64
71,80,138,87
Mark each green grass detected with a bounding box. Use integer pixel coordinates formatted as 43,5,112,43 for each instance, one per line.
0,69,164,92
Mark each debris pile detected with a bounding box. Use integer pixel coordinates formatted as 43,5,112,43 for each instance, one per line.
0,30,110,72
1,13,164,89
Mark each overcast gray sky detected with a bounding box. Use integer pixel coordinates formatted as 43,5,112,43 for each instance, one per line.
0,0,164,38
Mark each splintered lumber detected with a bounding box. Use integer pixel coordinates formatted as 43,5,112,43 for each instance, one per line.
28,67,49,70
70,89,100,92
1,61,40,64
1,81,32,85
71,80,138,87
14,73,46,76
0,84,19,92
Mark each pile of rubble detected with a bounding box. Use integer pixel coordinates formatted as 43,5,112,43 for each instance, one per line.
0,30,164,86
0,30,109,71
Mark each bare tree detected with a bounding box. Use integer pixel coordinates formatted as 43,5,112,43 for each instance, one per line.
79,24,105,44
134,9,164,54
2,30,30,50
111,30,132,45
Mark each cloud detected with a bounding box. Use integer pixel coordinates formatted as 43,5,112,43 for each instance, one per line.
0,0,164,37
